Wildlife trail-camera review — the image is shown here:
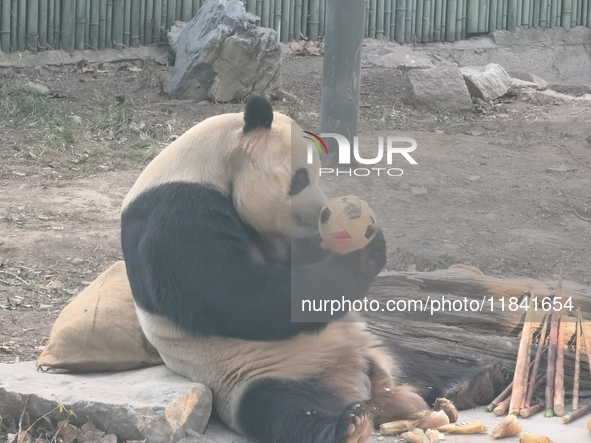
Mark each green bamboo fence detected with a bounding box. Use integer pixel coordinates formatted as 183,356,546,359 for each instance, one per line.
0,0,590,53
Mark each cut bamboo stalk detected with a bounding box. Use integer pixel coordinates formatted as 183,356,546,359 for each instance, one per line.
395,0,405,42
181,0,191,21
0,0,10,52
477,0,487,30
38,0,48,51
519,309,535,411
522,0,530,26
508,297,535,416
525,313,548,408
562,0,571,28
446,0,457,40
130,0,140,47
411,0,417,39
369,0,377,37
308,0,319,39
112,0,124,48
489,0,497,30
300,0,307,36
545,307,560,417
152,0,162,43
74,0,85,51
385,0,393,38
318,0,325,36
553,312,565,417
16,0,25,51
62,0,75,51
106,0,114,47
556,0,562,25
377,0,385,38
280,0,289,41
294,0,302,40
573,308,582,411
406,0,413,40
563,403,591,424
85,0,90,48
288,0,295,40
487,382,513,412
466,0,478,31
520,403,545,418
166,0,175,28
48,0,55,48
494,397,512,416
26,0,38,52
99,0,107,48
90,0,100,48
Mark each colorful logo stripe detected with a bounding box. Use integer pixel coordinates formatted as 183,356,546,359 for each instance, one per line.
303,131,328,155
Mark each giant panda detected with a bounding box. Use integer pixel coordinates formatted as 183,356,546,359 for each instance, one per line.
120,95,504,443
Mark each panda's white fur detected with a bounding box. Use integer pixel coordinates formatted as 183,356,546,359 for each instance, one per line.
121,96,504,443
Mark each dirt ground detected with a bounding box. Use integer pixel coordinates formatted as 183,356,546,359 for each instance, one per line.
0,43,590,370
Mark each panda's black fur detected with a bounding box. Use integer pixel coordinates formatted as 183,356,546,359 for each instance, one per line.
121,95,505,443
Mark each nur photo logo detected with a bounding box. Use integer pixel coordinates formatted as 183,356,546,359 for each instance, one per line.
303,132,418,177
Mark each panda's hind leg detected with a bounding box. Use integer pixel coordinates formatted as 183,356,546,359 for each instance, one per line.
237,378,373,443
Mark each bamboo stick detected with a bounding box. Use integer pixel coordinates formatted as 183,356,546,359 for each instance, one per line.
90,0,100,48
508,298,535,416
106,0,114,47
553,312,565,417
572,0,579,26
55,0,64,49
563,403,591,424
153,0,162,43
494,397,512,416
48,0,55,48
462,0,467,39
318,0,325,36
502,0,508,28
522,0,531,26
582,0,588,26
406,0,413,40
395,0,405,41
411,0,417,39
539,0,547,25
516,0,523,26
112,0,124,48
525,314,548,408
488,0,497,30
487,382,513,412
103,0,111,48
38,0,48,51
389,0,395,39
85,0,90,48
25,0,37,52
446,0,457,39
263,0,273,29
477,0,487,30
300,0,307,36
369,0,377,37
430,0,435,40
466,0,478,31
385,0,393,38
308,0,319,39
288,0,295,40
549,0,557,26
294,0,302,40
586,0,591,26
269,0,275,32
274,0,282,32
131,0,140,47
573,308,582,411
0,0,10,52
441,0,447,38
532,0,540,26
520,403,545,418
562,0,572,28
364,0,368,37
16,0,25,51
377,0,385,37
181,0,191,21
280,0,289,41
545,308,560,417
415,0,423,39
74,0,85,51
161,0,168,32
507,0,517,29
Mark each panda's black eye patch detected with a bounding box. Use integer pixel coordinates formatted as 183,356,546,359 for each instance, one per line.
289,168,309,196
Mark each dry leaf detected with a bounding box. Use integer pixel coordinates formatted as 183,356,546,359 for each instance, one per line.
57,421,79,443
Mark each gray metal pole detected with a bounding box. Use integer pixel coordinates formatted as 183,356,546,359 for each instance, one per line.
320,0,365,167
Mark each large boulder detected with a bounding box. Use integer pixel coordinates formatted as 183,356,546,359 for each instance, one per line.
460,63,512,101
166,0,281,102
402,64,474,112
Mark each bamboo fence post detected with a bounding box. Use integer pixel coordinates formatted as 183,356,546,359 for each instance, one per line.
477,0,487,30
256,0,263,20
85,0,90,48
112,0,124,48
130,0,140,46
539,0,547,25
385,0,393,38
48,0,55,48
175,0,181,19
532,0,540,26
280,0,289,41
406,0,413,40
289,0,295,40
90,0,100,48
166,0,175,28
319,0,325,36
25,0,37,52
99,0,107,48
466,0,478,32
586,0,591,26
269,0,275,32
294,0,302,40
181,0,191,20
38,0,48,51
507,0,517,29
395,0,405,41
16,0,25,51
74,0,85,51
9,0,16,51
516,0,522,27
411,0,417,39
446,0,457,40
63,0,76,51
441,0,447,38
582,0,588,25
274,0,281,32
502,0,508,27
301,0,307,37
308,0,319,39
456,0,463,39
573,0,579,26
161,0,168,32
433,0,442,40
106,0,113,47
562,0,571,28
522,0,530,26
430,0,435,39
0,0,10,52
462,0,467,39
377,0,385,37
389,0,396,39
152,0,162,43
415,0,423,39
369,0,377,37
549,0,556,26
193,0,200,17
488,0,497,30
138,0,145,45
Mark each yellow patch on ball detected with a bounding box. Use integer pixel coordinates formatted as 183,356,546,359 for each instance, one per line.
318,195,378,254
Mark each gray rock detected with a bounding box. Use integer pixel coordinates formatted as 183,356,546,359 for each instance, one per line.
519,88,575,105
402,65,473,112
166,0,281,102
547,84,591,96
0,362,212,443
508,71,548,90
510,78,543,90
460,63,512,101
167,21,188,54
363,46,434,70
24,81,50,95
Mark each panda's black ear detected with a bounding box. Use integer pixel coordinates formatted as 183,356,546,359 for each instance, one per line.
243,95,274,134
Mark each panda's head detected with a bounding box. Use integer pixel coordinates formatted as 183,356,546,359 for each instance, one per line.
232,96,326,239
